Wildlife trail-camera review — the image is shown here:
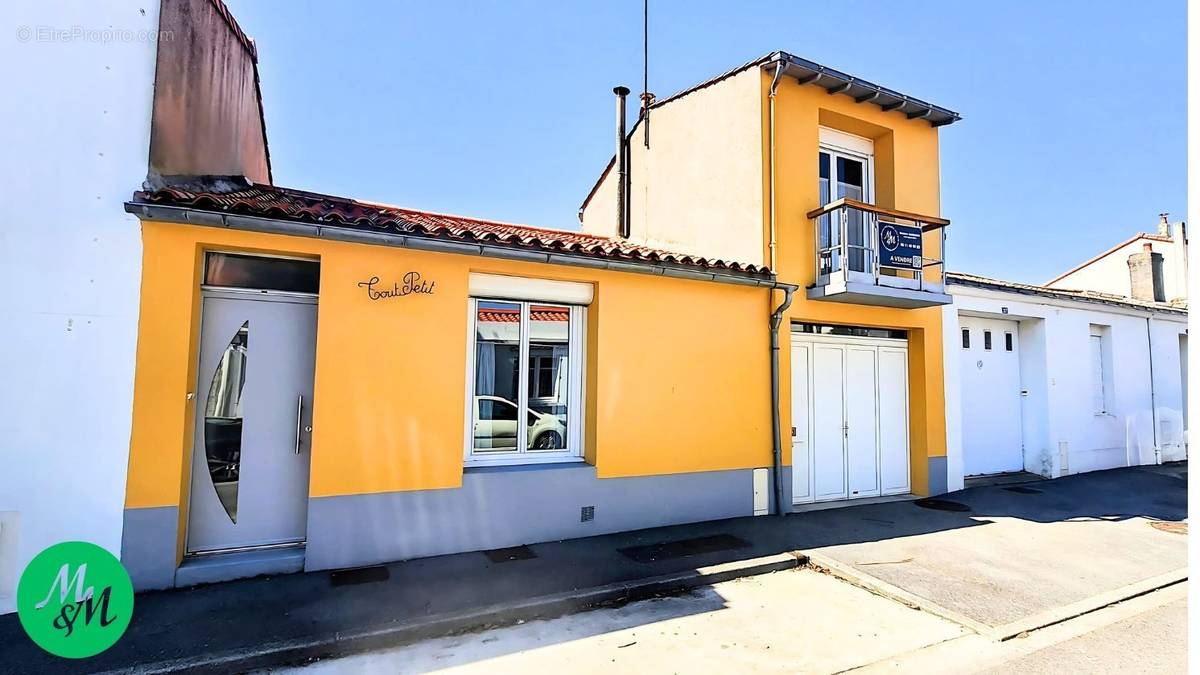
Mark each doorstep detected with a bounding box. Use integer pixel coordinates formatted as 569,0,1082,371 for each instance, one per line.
176,545,306,587
791,494,918,513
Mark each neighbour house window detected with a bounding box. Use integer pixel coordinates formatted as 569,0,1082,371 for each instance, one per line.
983,330,992,351
467,298,584,464
1090,325,1113,414
1005,332,1014,352
961,328,970,349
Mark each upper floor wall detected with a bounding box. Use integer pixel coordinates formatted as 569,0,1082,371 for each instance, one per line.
769,63,948,299
580,66,765,266
579,54,953,296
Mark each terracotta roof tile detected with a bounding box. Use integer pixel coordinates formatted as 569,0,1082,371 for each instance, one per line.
133,183,770,279
476,307,568,323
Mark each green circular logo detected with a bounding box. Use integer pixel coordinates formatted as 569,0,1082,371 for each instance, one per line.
16,541,134,659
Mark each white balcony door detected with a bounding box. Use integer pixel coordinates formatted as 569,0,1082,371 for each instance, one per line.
818,128,874,277
791,333,910,505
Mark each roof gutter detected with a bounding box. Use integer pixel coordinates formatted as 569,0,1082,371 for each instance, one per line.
947,274,1188,316
124,202,778,288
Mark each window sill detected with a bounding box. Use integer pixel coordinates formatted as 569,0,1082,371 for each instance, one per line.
464,455,588,471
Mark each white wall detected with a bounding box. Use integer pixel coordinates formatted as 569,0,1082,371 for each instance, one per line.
581,67,765,267
1047,231,1188,303
0,2,158,613
945,285,1187,487
940,304,965,492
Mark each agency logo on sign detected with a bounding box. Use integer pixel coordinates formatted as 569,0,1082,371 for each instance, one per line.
16,542,134,659
881,224,901,251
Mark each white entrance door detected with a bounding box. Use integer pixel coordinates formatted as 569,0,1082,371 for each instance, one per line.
187,292,318,554
791,333,910,504
959,315,1023,476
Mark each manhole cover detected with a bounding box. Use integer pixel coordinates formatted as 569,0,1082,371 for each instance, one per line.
330,565,390,586
484,545,538,563
913,498,971,512
1002,486,1042,494
1150,521,1187,535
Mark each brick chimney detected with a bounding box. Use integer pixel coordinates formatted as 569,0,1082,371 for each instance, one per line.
1128,242,1166,302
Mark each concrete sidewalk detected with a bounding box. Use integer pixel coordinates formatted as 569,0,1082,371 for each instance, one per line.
802,463,1188,637
0,463,1185,674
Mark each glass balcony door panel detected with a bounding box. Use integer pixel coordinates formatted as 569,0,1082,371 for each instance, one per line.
473,301,522,452
836,156,871,273
817,147,873,277
817,152,839,276
526,304,570,451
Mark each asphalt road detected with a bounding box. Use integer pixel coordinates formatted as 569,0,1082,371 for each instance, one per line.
266,573,1187,674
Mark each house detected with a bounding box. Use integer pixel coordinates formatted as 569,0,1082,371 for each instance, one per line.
943,273,1187,489
944,214,1189,489
110,39,968,589
581,53,959,508
1046,214,1188,304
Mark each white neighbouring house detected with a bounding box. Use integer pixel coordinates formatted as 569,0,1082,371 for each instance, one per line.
0,2,160,615
942,273,1188,491
1046,214,1188,305
0,0,271,614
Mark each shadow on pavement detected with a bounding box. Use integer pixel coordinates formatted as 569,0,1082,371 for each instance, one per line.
0,463,1185,673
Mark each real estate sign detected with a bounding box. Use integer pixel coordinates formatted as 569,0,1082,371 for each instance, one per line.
878,221,923,270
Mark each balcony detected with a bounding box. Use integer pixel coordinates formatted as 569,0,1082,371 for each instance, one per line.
805,198,951,308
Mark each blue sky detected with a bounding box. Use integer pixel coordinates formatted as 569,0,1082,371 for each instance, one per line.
228,0,1185,284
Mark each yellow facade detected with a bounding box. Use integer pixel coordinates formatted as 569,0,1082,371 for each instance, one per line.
122,56,954,577
125,221,773,517
761,70,949,495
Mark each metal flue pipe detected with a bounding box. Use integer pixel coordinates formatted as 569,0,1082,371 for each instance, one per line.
614,86,631,238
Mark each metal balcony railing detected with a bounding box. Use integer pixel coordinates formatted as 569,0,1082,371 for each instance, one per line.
806,198,949,296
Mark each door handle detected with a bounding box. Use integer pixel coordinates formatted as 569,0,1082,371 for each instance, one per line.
294,394,304,455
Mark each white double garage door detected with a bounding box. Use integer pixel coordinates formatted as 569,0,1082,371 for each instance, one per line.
791,332,911,504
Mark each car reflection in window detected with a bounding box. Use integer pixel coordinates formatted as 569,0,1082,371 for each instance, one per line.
472,395,566,451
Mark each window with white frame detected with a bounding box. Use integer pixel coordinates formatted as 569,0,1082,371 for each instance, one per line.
1089,325,1112,414
466,298,584,464
817,127,874,276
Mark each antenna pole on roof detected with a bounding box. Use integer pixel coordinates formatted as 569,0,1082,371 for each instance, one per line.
641,0,654,148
